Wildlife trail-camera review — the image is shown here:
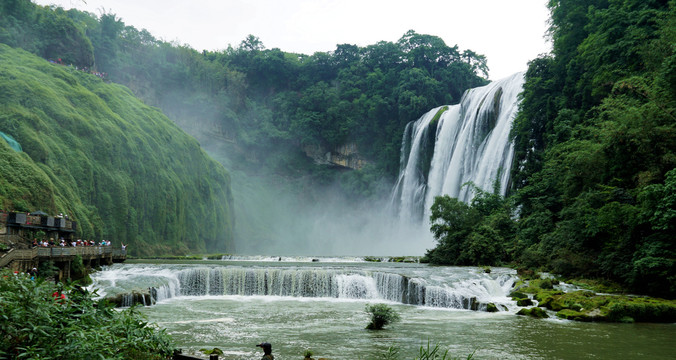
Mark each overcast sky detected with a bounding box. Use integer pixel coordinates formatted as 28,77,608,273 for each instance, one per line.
34,0,552,80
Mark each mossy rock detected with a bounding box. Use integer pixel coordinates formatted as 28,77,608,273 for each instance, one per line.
517,298,534,307
538,279,554,290
567,278,625,294
510,291,528,300
517,307,549,319
485,303,499,312
511,280,528,292
617,316,635,323
104,290,155,307
517,268,536,279
546,290,601,311
538,295,555,309
556,309,604,322
570,303,584,312
605,297,676,323
533,290,563,303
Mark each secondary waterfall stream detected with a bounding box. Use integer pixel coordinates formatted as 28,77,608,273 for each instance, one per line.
391,72,525,222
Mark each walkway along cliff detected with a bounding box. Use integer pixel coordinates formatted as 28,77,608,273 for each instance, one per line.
0,212,126,281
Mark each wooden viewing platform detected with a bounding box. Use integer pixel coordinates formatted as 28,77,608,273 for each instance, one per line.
0,246,126,279
1,211,126,279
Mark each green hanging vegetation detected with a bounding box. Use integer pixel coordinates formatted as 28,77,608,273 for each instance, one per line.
0,44,234,256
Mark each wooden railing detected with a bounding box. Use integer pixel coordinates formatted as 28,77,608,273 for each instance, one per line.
0,246,125,268
0,248,36,268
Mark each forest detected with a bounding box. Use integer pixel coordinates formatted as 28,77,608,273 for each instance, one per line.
0,0,674,296
1,0,489,185
427,0,675,297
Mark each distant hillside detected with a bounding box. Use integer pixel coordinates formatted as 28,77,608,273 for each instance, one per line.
0,44,234,256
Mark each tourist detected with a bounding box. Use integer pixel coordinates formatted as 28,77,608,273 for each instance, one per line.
29,267,38,280
256,342,274,360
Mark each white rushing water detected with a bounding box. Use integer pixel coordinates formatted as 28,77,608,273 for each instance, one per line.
391,72,525,221
89,262,676,359
91,262,516,311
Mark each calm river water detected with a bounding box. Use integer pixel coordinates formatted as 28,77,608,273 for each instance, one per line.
90,259,675,359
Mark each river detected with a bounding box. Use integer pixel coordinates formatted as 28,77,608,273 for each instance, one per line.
89,258,675,359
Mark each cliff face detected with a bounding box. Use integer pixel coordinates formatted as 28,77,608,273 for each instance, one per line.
0,45,234,255
303,143,369,170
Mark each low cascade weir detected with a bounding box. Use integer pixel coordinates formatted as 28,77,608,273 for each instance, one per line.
391,72,525,221
92,264,516,311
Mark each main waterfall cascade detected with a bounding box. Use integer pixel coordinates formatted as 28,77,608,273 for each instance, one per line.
91,262,517,311
391,72,525,222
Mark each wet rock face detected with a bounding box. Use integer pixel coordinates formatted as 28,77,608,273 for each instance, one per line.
105,289,156,307
303,143,368,170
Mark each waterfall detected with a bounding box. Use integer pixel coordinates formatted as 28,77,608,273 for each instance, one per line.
92,264,517,311
163,267,513,310
391,72,525,221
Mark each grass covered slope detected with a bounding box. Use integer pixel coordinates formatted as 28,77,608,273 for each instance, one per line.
0,44,234,255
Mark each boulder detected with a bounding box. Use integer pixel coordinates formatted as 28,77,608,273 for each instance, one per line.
516,307,549,318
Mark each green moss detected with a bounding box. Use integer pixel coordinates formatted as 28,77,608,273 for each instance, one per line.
513,274,676,323
428,106,449,127
516,307,549,318
517,298,534,307
605,297,676,323
565,278,625,294
533,290,563,302
556,309,598,322
541,291,676,323
539,278,554,290
485,303,498,312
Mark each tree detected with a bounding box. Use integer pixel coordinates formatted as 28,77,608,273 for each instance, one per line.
239,34,264,52
508,0,675,296
427,182,514,266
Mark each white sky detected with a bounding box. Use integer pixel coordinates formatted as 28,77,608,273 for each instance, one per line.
34,0,552,80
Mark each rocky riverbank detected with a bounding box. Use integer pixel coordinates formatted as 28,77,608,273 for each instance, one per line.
512,274,676,323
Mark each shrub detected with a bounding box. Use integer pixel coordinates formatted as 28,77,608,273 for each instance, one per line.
0,269,174,359
365,303,400,330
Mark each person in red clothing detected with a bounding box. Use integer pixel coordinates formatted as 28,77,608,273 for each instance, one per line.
52,290,66,303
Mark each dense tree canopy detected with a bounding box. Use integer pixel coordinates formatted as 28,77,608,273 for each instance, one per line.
4,2,488,181
0,0,487,252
